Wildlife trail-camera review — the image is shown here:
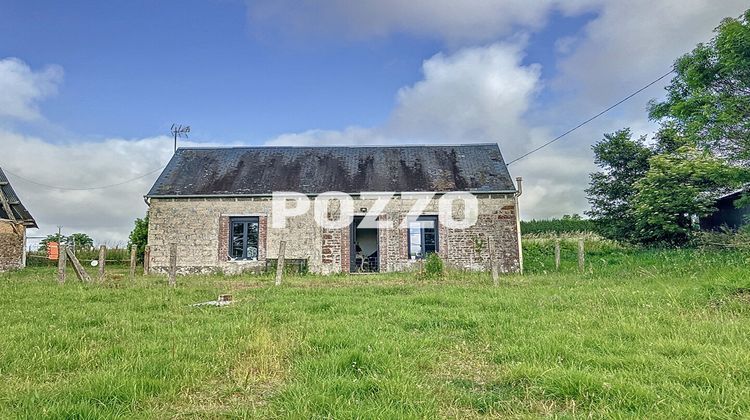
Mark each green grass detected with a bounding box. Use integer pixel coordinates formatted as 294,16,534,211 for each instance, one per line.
1,248,750,418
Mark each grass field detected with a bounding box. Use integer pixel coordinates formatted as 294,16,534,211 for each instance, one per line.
1,248,750,418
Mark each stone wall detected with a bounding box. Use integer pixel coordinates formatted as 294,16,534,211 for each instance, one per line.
0,221,25,272
146,194,520,275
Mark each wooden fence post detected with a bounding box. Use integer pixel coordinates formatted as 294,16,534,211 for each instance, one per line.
98,245,106,282
275,241,286,286
143,245,151,276
554,239,561,271
65,247,92,283
578,239,585,273
168,243,177,287
489,237,499,286
57,244,67,284
129,247,137,279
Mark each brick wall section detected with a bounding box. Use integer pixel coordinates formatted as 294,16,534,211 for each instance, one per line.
377,215,389,270
258,216,267,261
218,215,229,262
340,225,350,273
147,194,520,275
0,222,24,272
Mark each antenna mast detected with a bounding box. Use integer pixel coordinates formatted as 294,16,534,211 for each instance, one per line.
171,124,191,152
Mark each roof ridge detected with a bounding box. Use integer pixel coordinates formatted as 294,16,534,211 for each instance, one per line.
176,143,500,151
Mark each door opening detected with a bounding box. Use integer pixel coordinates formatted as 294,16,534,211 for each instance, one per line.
350,216,379,273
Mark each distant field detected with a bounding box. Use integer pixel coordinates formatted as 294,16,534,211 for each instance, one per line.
1,248,749,418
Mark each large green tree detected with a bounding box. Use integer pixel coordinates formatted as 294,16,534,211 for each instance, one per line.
649,10,750,162
67,233,94,251
585,129,653,241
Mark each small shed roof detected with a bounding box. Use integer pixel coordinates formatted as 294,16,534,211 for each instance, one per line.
0,167,37,228
146,144,516,197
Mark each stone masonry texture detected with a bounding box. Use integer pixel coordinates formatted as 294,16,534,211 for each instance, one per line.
146,194,520,275
0,222,25,272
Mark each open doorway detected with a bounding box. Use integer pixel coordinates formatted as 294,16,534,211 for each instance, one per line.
350,216,379,273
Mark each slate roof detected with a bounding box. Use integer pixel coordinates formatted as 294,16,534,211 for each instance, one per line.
0,167,37,228
146,144,516,197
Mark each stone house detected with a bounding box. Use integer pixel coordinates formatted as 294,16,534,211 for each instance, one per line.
145,144,522,275
0,168,37,271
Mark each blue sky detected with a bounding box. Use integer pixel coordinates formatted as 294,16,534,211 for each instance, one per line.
2,1,590,143
1,0,747,244
2,0,434,141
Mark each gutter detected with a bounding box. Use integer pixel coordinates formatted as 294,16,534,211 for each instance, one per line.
514,177,523,275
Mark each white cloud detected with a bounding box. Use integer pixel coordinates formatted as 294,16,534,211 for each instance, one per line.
266,42,591,218
386,43,540,153
555,0,748,108
247,0,601,42
0,130,202,247
270,42,542,152
0,57,63,121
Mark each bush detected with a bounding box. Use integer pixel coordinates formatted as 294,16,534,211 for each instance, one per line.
521,215,597,235
422,253,444,279
693,227,750,251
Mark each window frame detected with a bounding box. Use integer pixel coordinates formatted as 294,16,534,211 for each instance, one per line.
407,215,439,259
228,216,260,261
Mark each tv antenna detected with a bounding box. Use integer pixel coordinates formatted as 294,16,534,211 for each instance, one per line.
171,124,191,152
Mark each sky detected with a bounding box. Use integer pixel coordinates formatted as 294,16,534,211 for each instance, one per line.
1,0,748,247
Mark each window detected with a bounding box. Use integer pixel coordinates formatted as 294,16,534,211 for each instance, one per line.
229,217,259,260
408,216,438,259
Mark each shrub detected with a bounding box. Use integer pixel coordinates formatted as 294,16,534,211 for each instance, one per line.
521,215,597,235
693,227,750,251
422,253,444,279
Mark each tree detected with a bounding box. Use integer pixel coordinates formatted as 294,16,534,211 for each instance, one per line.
631,147,749,244
649,10,750,162
67,233,94,251
585,129,653,241
40,234,66,252
128,215,149,262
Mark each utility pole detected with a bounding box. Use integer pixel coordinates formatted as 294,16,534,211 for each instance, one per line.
171,124,191,153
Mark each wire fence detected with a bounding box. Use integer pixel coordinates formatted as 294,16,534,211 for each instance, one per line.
26,249,133,267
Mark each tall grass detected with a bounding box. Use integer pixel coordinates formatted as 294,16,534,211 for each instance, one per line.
522,232,628,274
1,248,750,418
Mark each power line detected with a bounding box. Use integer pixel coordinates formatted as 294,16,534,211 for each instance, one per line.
506,69,675,166
1,164,166,191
